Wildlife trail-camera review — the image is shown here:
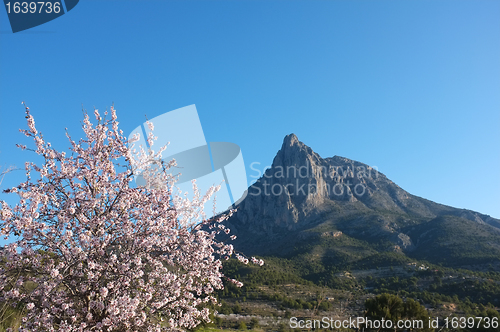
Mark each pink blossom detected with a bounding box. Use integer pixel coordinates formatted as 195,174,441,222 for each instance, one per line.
146,120,154,131
50,269,59,278
100,287,108,298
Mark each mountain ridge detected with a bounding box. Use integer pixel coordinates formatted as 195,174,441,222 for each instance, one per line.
225,134,500,267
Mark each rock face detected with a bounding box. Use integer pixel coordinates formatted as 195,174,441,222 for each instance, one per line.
224,134,500,260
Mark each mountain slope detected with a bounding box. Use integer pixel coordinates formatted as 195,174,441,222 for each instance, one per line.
225,134,500,268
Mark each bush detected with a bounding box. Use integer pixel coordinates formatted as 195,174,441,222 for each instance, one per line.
249,317,260,329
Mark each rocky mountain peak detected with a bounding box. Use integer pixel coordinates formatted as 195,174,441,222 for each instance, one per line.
224,134,500,256
281,133,301,149
273,134,321,169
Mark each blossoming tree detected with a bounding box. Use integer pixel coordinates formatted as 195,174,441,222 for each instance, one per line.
0,104,262,331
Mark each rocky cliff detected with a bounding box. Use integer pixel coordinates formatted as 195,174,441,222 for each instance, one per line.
224,134,500,265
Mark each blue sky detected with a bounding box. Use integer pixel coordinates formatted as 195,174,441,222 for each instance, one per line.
1,0,499,225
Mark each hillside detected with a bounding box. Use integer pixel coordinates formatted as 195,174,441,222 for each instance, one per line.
206,134,500,331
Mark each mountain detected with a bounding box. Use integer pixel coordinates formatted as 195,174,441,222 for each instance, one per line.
225,134,500,268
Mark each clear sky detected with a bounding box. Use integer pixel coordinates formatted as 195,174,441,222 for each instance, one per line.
1,0,499,229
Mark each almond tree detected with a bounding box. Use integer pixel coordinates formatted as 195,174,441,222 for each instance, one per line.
0,104,262,332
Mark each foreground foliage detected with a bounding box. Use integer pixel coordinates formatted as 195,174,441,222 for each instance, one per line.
0,104,260,331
